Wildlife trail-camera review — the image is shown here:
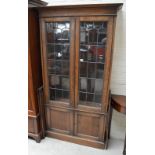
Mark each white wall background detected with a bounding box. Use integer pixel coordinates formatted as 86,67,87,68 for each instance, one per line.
44,0,124,5
45,0,126,95
110,1,126,95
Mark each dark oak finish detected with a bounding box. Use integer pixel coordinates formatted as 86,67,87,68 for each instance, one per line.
39,3,123,149
28,8,43,142
39,4,123,17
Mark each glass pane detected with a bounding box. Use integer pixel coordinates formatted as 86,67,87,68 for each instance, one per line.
79,92,86,102
55,89,62,100
80,45,88,61
55,76,62,89
87,79,95,93
62,45,70,60
96,63,104,78
97,45,105,63
49,75,58,88
50,89,56,100
88,63,96,78
48,60,62,74
95,79,103,94
49,89,70,102
47,45,55,59
46,25,55,43
46,22,70,102
94,94,102,103
87,93,94,102
79,78,87,92
80,31,88,44
48,60,55,74
80,62,87,77
49,75,70,90
88,46,97,62
55,45,63,60
62,90,70,100
89,29,97,44
62,76,70,90
79,21,107,107
61,61,69,75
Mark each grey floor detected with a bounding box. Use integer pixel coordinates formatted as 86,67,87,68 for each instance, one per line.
28,110,126,155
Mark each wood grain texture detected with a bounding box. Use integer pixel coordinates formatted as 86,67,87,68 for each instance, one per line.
38,3,122,17
46,106,73,134
75,17,80,109
77,113,99,137
102,17,114,112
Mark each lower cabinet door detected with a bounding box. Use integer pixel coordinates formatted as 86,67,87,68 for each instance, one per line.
45,107,106,142
74,111,105,141
45,106,74,135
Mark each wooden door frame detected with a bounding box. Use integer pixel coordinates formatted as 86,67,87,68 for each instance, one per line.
40,17,75,108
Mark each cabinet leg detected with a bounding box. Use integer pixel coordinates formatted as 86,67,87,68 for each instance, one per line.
35,136,41,143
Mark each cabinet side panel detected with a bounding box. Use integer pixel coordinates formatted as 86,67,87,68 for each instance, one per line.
29,8,43,114
28,8,43,140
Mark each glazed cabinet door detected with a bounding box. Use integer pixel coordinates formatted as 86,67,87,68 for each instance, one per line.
75,16,113,112
74,16,114,141
41,17,75,107
40,17,75,134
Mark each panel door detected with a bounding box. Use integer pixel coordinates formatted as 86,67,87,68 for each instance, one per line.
40,17,75,134
75,16,114,112
74,16,114,140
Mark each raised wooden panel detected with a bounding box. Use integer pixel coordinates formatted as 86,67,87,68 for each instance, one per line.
46,107,73,134
28,117,34,133
77,113,99,137
51,110,70,131
75,111,105,141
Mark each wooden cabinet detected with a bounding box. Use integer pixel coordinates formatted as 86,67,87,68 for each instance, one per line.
28,0,47,142
38,3,123,149
28,8,43,142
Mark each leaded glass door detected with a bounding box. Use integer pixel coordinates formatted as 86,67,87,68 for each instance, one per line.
41,17,75,108
75,17,113,112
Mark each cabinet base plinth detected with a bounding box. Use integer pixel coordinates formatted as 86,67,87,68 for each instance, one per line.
46,131,106,149
28,115,44,143
28,132,42,143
